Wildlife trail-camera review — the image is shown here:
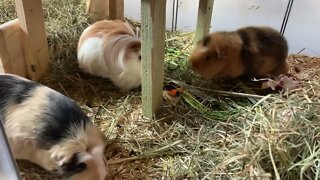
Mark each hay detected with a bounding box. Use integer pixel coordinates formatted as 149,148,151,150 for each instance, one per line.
1,0,320,179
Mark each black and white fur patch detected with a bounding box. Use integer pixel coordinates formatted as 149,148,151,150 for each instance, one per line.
36,91,90,149
0,74,39,121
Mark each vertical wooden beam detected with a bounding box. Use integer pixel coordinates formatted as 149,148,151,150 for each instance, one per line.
14,0,50,81
0,23,14,74
0,19,27,77
141,0,166,118
86,0,109,22
194,0,214,44
0,60,3,73
109,0,124,20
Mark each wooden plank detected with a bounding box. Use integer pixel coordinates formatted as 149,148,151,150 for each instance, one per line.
0,19,27,77
109,0,124,20
194,0,214,44
14,0,49,81
86,0,109,22
141,0,166,118
0,29,13,74
0,58,3,73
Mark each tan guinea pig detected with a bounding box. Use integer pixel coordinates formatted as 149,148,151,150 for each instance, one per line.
188,26,289,80
77,20,141,91
0,73,107,180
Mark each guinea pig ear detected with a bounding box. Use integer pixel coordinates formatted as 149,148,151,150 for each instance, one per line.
215,47,221,58
127,41,141,54
195,35,210,46
214,47,226,60
58,153,87,178
128,41,141,50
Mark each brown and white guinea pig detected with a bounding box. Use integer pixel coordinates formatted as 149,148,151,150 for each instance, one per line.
77,20,141,91
188,26,289,80
0,73,107,180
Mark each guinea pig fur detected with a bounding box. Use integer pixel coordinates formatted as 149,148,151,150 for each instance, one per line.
0,73,107,180
188,26,289,80
77,20,141,91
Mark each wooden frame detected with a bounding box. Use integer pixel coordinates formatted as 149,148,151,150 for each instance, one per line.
0,0,49,81
194,0,214,44
109,0,124,20
0,19,27,77
141,0,167,118
86,0,124,21
140,0,213,118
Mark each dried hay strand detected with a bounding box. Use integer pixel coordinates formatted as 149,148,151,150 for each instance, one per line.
1,0,320,179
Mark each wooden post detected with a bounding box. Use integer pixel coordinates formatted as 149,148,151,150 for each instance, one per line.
14,0,50,81
0,19,27,77
141,0,166,118
0,60,3,73
109,0,124,20
86,0,109,22
194,0,214,44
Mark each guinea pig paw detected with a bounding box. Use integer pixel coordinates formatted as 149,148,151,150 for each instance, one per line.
51,152,72,166
261,80,278,90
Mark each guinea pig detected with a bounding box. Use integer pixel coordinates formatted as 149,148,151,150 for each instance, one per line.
77,20,141,91
0,73,107,180
188,26,289,80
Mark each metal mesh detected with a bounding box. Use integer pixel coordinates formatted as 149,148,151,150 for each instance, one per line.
0,118,21,180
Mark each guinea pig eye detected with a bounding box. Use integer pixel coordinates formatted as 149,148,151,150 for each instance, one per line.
139,55,141,60
86,147,90,152
59,154,88,177
75,163,87,173
204,55,211,61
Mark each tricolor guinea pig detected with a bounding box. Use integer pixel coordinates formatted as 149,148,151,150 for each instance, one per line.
188,26,289,80
0,73,107,180
77,20,141,91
